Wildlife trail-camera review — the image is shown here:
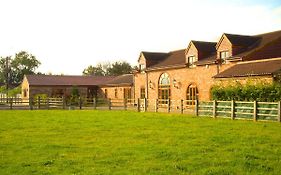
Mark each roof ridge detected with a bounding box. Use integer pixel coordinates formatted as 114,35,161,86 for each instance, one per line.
168,49,185,53
224,33,253,37
254,29,281,37
239,57,281,65
191,40,217,44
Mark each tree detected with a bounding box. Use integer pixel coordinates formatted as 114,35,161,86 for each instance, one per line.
0,51,41,85
82,64,105,76
106,61,132,76
10,51,41,83
82,61,133,76
0,56,11,84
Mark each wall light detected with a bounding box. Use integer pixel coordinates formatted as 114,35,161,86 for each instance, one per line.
173,79,181,89
149,80,154,89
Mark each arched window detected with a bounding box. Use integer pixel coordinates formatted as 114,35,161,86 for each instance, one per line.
158,73,170,104
186,84,198,105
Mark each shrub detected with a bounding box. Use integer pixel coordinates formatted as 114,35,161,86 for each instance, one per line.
211,81,281,102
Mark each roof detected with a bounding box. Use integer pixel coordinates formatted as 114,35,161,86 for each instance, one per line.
213,58,281,78
224,33,259,47
140,30,281,70
225,30,281,61
102,74,133,86
146,49,186,70
195,54,217,65
191,41,217,65
192,41,217,54
25,75,116,86
141,51,168,67
242,34,281,61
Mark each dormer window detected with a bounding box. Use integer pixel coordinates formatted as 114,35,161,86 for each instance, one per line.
139,64,145,71
220,51,229,64
188,56,196,68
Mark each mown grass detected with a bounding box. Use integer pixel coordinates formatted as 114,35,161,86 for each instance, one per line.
0,110,281,175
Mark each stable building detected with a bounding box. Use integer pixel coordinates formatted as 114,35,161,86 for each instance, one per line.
134,30,281,103
21,74,134,101
21,30,281,104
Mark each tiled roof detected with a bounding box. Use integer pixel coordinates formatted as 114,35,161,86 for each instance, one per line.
192,41,217,54
25,75,116,86
142,30,281,69
224,33,259,47
229,30,281,60
102,74,133,86
146,49,186,70
242,35,281,61
192,41,217,65
213,59,281,78
141,52,168,67
195,54,217,65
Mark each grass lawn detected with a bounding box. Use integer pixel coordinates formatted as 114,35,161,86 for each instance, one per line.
0,110,281,175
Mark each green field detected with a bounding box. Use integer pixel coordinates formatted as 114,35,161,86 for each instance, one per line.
0,110,281,175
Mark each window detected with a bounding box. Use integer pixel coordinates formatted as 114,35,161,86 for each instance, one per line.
220,51,229,64
104,89,108,98
23,89,27,97
140,88,145,99
158,73,170,104
186,84,198,106
114,88,118,98
188,56,197,67
124,88,132,99
139,64,145,71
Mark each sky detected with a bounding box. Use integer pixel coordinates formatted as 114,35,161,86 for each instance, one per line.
0,0,281,75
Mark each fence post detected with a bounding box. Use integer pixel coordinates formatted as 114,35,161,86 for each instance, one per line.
144,98,147,112
38,96,41,109
213,100,217,118
155,99,158,112
9,97,13,110
167,99,170,113
231,100,235,120
180,99,184,114
29,97,33,110
46,98,50,110
253,101,257,122
277,101,281,122
62,96,66,109
93,98,97,109
79,97,82,110
137,98,140,112
195,99,199,116
124,99,127,110
108,98,111,110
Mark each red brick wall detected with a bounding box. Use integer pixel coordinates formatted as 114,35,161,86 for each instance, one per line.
186,42,198,61
134,73,146,99
133,63,235,101
217,35,233,58
101,86,132,99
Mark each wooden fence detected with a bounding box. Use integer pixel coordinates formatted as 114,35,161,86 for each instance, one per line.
198,100,281,122
0,97,280,122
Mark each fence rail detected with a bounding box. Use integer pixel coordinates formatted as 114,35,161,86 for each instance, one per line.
0,97,280,122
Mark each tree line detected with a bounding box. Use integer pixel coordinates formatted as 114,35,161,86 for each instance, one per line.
82,61,135,76
0,51,135,90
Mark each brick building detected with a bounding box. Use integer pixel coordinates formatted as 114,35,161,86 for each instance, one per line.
21,30,281,103
134,30,281,103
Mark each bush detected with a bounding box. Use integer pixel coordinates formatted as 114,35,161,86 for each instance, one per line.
211,81,281,102
34,94,48,100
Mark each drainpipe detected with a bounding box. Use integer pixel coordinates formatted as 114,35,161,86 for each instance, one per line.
216,60,220,74
145,71,149,99
133,73,135,100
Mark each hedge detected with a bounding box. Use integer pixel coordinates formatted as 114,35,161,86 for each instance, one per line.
211,81,281,102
